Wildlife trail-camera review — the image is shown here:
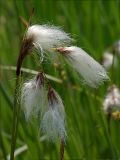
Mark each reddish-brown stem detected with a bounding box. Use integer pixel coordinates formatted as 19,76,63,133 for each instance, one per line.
16,37,33,76
60,139,65,160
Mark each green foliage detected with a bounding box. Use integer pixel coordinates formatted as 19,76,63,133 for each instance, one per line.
0,0,120,159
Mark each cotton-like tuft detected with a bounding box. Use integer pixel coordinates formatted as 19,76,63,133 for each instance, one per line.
57,46,109,88
26,25,72,52
40,87,66,142
103,85,120,114
21,73,47,120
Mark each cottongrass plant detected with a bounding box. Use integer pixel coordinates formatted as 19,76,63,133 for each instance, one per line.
11,17,109,160
11,22,71,160
56,46,109,88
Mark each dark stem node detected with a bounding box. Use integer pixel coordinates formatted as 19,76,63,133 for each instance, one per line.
16,37,33,76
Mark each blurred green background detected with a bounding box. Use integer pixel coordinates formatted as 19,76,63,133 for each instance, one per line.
0,0,120,159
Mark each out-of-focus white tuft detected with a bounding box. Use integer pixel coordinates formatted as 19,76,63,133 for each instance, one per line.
57,46,109,88
103,85,120,114
113,40,120,55
26,25,71,53
41,88,66,142
102,52,113,69
21,74,47,120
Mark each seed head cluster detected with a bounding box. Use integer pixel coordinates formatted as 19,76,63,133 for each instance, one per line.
21,73,66,142
20,24,110,142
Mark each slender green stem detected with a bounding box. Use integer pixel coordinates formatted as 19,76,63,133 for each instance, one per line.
10,75,21,160
107,113,111,134
0,95,7,160
0,65,63,83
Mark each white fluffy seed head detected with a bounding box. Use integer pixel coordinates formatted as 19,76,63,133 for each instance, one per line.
103,85,120,114
40,88,66,142
26,25,72,52
21,74,47,120
102,52,113,69
57,46,109,88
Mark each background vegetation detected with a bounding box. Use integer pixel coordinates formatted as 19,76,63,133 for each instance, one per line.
0,0,120,159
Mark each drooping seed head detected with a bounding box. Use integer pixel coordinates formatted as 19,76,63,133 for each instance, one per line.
21,73,47,120
26,25,72,51
57,46,109,88
41,87,66,142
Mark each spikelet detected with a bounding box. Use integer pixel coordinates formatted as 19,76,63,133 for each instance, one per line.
103,85,120,114
41,87,66,142
57,46,109,88
21,73,47,120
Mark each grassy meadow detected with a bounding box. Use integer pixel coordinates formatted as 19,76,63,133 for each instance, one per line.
0,0,120,159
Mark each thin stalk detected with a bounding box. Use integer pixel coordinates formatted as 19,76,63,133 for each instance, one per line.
0,65,63,84
60,139,65,160
10,9,34,160
107,112,111,134
10,75,21,160
0,94,7,160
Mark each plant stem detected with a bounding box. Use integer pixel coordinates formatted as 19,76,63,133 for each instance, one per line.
60,139,65,160
10,75,21,160
0,65,63,83
107,113,111,134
